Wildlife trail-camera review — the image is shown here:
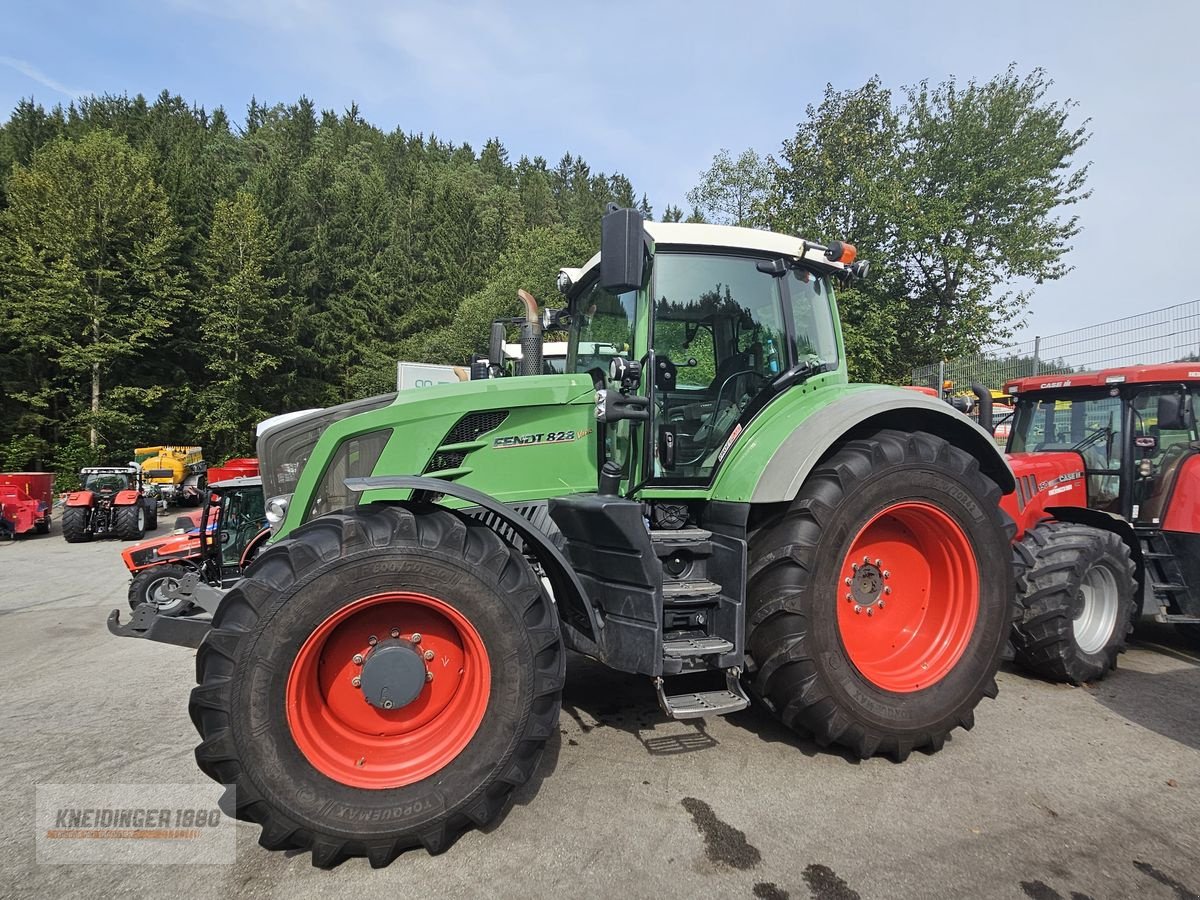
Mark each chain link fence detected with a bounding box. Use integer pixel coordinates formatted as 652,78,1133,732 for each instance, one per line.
911,300,1200,392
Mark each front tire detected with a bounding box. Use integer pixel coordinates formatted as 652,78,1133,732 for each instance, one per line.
746,429,1014,761
188,504,565,868
61,506,91,543
128,564,192,616
1011,522,1135,684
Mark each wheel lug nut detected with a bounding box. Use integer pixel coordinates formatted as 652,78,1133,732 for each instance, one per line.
351,676,361,687
844,577,852,585
411,633,422,644
853,605,862,615
883,570,891,579
877,601,885,610
866,608,874,617
884,586,892,595
390,628,400,638
425,671,434,682
352,653,364,665
424,649,434,660
863,556,869,564
845,593,853,601
874,559,882,567
852,563,859,572
367,635,378,646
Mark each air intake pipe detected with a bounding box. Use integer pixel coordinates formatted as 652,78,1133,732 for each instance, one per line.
970,383,993,433
517,289,543,377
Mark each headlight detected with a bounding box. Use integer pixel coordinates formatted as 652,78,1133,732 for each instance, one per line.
265,494,291,530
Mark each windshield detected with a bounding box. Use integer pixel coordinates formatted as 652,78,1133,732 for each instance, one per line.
84,472,130,492
1010,390,1123,511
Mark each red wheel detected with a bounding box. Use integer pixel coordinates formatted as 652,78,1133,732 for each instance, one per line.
286,591,491,789
836,501,979,692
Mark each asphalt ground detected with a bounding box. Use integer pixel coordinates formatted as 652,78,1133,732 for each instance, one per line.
1,519,1198,900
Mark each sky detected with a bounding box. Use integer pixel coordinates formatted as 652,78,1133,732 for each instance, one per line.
2,0,1198,343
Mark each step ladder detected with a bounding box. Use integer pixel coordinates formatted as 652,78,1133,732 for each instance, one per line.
653,667,750,720
1142,531,1200,624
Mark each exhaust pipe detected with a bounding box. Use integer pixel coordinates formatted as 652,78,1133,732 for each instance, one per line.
970,383,993,433
517,289,543,377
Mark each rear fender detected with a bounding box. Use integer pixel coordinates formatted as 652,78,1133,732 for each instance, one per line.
718,386,1014,504
66,491,95,508
113,490,141,506
344,475,601,652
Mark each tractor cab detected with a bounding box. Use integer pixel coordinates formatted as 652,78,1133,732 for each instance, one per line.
559,214,858,486
81,468,134,494
1004,365,1200,631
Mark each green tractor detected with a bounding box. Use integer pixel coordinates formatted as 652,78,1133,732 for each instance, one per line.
169,209,1017,866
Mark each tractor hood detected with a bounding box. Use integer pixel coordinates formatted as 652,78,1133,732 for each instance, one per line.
262,373,602,538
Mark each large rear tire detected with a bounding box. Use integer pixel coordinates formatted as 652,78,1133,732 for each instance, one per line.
745,429,1014,761
114,504,146,541
128,564,192,617
61,506,91,543
1011,522,1135,684
145,503,158,531
188,504,565,868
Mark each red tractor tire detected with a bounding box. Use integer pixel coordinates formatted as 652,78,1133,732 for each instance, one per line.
189,504,564,868
746,429,1015,761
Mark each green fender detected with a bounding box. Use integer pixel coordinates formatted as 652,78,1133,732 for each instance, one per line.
711,384,1015,503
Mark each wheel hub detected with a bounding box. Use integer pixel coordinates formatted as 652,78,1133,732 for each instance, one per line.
850,560,885,607
359,638,429,710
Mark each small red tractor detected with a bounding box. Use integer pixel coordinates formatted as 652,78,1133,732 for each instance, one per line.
62,465,159,542
0,472,54,537
114,474,267,627
1000,364,1200,657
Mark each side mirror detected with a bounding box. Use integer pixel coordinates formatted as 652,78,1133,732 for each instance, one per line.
489,321,506,373
600,205,646,294
1157,393,1194,431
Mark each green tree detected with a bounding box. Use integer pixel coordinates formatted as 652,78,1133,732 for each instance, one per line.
195,192,291,458
0,130,183,454
756,68,1089,381
686,148,769,226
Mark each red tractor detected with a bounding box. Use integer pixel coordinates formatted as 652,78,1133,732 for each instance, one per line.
0,472,54,537
117,474,268,622
61,465,159,542
996,364,1200,674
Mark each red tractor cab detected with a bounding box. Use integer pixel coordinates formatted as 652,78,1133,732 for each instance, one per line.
1003,363,1200,647
0,472,54,537
115,475,267,622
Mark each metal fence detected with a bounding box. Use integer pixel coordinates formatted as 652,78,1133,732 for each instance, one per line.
911,300,1200,392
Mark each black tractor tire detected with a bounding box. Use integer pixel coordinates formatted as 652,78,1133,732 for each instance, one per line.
189,504,565,868
61,506,91,543
1176,623,1200,645
745,429,1015,761
1011,522,1136,684
35,518,50,535
114,504,147,541
128,564,192,617
145,502,158,531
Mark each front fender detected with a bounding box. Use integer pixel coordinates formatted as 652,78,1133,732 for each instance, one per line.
344,475,601,650
714,385,1014,504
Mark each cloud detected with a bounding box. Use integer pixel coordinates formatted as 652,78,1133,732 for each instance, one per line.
0,55,87,98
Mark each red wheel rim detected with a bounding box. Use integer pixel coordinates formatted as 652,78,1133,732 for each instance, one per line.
286,591,491,789
836,502,979,693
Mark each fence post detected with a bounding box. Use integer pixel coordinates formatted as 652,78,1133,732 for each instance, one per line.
1032,336,1041,376
937,360,945,394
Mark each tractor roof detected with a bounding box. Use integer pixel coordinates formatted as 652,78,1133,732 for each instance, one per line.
82,466,137,474
1004,362,1200,396
210,475,263,490
562,222,852,285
